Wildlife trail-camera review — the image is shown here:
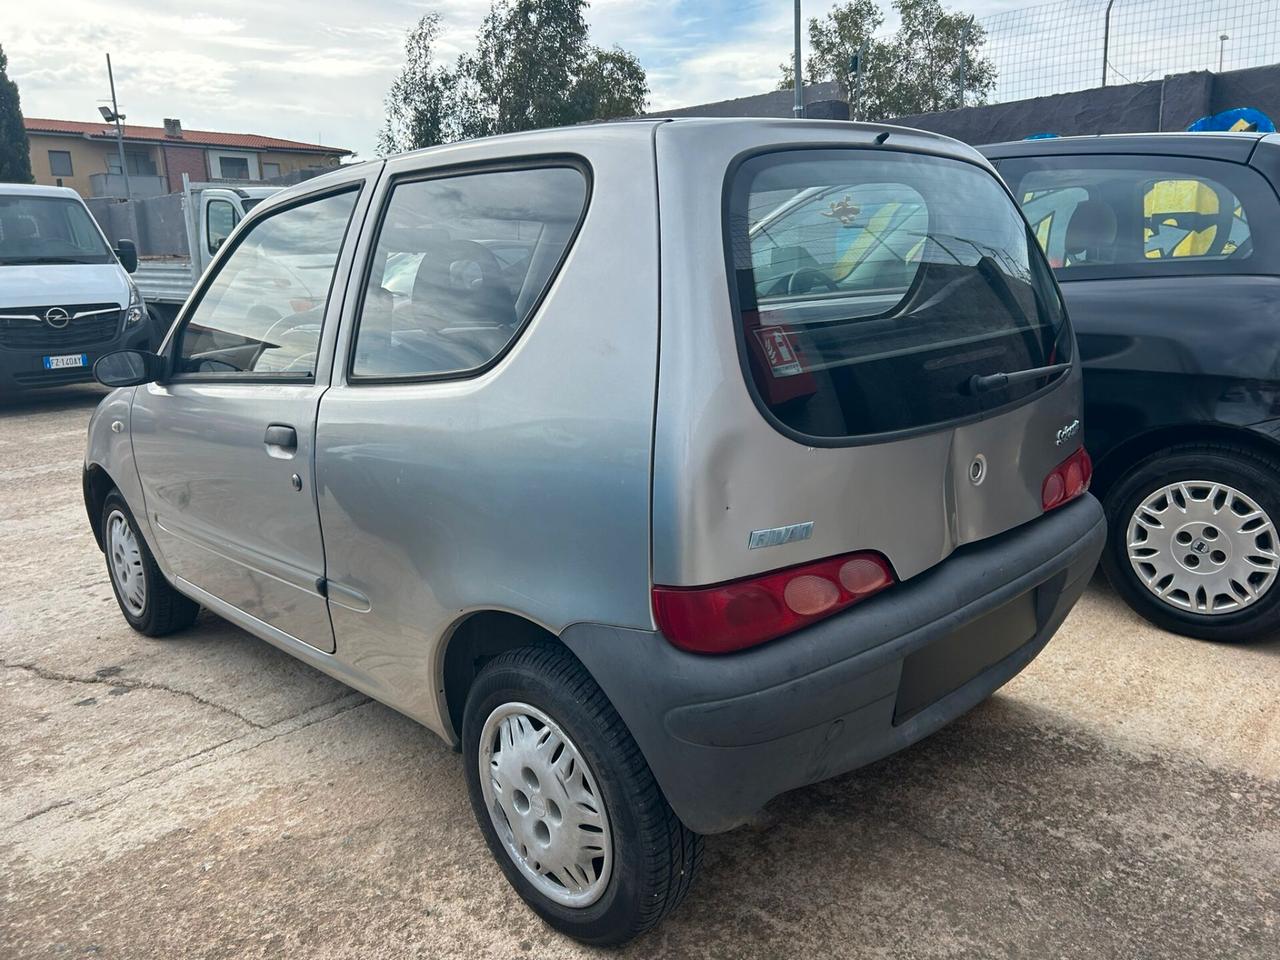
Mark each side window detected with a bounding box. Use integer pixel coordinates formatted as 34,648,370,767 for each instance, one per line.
176,189,358,377
351,165,588,380
206,199,240,254
1001,155,1268,278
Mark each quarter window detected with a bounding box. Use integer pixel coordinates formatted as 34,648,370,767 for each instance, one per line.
351,165,588,380
175,189,358,377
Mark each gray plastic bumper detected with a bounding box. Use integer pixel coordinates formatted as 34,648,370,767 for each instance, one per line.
561,494,1106,835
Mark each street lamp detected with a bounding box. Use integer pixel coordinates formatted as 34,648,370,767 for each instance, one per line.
101,54,131,199
793,0,803,118
1219,34,1229,73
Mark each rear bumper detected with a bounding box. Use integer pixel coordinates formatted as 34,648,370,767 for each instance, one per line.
561,494,1106,835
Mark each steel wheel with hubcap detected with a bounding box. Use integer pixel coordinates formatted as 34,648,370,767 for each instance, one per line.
462,644,701,946
479,702,612,908
107,508,147,617
1102,443,1280,642
100,490,200,637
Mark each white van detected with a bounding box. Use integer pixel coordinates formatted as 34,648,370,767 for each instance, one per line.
0,183,151,393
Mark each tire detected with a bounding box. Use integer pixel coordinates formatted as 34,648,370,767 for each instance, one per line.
101,490,200,637
1100,442,1280,642
462,644,702,946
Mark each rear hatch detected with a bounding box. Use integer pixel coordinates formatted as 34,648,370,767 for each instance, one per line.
651,121,1085,597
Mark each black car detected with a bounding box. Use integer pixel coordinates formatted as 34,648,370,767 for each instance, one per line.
982,132,1280,642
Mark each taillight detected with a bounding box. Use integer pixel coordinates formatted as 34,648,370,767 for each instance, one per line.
1043,446,1092,511
652,552,895,654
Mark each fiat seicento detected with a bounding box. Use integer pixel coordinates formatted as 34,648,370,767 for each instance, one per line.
84,119,1105,945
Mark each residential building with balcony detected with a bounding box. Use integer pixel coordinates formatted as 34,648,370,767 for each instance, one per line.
24,116,352,198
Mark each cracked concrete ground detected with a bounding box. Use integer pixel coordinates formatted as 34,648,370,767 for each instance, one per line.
1,384,1277,960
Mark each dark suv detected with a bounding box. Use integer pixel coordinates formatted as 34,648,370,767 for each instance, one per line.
983,133,1280,642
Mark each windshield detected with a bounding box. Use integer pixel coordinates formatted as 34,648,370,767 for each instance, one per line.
727,149,1070,439
0,195,113,265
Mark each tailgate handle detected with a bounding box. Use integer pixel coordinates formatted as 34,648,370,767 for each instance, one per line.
264,424,298,454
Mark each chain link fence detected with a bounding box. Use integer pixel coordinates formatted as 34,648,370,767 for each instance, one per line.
978,0,1280,104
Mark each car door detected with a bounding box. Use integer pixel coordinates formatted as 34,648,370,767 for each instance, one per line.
130,177,372,653
996,151,1280,465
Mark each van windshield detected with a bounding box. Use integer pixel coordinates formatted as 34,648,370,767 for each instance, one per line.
727,149,1069,440
0,195,113,266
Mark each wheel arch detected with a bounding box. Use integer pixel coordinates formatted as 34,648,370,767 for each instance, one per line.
1093,422,1280,501
440,610,579,744
83,462,120,550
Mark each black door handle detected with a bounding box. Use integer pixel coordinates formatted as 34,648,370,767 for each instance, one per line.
264,424,298,450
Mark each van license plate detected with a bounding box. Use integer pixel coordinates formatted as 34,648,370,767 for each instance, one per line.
43,354,88,370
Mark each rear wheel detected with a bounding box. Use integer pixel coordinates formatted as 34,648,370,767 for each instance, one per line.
462,645,701,946
1101,443,1280,642
102,491,199,636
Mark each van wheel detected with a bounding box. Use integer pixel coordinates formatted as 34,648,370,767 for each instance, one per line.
101,491,199,636
1101,443,1280,642
462,645,702,946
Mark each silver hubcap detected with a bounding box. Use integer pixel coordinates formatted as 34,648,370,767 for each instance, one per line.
107,509,147,616
479,702,612,908
1127,480,1278,615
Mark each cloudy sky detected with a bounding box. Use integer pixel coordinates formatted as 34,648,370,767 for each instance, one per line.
0,0,1036,158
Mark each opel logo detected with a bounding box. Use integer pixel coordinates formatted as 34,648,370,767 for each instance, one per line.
43,307,70,329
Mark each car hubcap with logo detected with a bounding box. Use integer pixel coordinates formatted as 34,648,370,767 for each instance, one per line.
479,701,612,908
1127,480,1278,615
107,510,147,616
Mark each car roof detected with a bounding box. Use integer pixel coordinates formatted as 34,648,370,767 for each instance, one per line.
978,131,1267,163
0,182,86,201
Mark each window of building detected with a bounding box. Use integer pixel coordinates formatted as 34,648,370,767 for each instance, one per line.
263,162,282,179
218,156,251,180
106,152,158,177
48,151,73,177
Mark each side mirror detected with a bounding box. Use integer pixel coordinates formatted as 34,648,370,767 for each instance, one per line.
115,238,138,274
94,349,164,387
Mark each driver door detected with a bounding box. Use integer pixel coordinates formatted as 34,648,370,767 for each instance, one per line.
130,183,368,653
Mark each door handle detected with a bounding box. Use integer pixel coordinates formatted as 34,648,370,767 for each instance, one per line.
264,424,298,456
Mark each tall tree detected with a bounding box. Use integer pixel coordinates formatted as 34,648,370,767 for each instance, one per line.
0,45,34,184
777,0,995,120
379,0,649,154
377,14,457,155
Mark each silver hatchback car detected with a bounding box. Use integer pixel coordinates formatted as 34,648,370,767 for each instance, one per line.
85,119,1105,945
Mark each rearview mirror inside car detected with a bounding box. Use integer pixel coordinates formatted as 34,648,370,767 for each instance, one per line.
94,349,164,387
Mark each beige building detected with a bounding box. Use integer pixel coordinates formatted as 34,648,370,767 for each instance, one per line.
24,116,352,198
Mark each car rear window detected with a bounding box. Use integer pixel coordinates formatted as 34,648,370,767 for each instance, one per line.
726,148,1070,441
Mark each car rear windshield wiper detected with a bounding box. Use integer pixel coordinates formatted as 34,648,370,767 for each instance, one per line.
968,362,1071,395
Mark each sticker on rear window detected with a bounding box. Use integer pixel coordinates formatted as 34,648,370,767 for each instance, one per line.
754,328,803,378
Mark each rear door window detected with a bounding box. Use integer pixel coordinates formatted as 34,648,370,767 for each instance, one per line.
727,149,1069,440
998,154,1274,279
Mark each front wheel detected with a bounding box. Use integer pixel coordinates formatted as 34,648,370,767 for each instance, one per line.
1101,443,1280,642
462,645,702,946
101,491,200,636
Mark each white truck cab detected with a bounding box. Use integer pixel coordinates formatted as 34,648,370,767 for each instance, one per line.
0,183,150,392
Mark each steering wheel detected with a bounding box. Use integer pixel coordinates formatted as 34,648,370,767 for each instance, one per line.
786,267,839,296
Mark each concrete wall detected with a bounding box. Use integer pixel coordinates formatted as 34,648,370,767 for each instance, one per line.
664,64,1280,145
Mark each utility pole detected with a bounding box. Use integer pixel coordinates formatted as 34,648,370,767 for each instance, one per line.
105,53,131,199
793,0,804,118
1101,0,1116,86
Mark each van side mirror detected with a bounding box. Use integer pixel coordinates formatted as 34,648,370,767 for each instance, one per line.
115,238,138,274
94,349,164,387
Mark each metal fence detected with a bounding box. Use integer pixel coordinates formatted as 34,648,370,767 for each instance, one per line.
978,0,1280,104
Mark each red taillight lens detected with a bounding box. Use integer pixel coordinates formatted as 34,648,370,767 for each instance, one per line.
653,552,895,654
1042,446,1092,511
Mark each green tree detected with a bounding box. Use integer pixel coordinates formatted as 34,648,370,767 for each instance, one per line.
0,45,34,184
377,14,457,155
379,1,649,154
778,0,995,120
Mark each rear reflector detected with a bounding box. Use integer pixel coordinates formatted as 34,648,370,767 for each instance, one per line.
1043,446,1092,511
653,552,895,654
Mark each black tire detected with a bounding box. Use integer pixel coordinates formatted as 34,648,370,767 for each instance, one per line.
101,490,200,637
1101,442,1280,642
462,644,702,946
